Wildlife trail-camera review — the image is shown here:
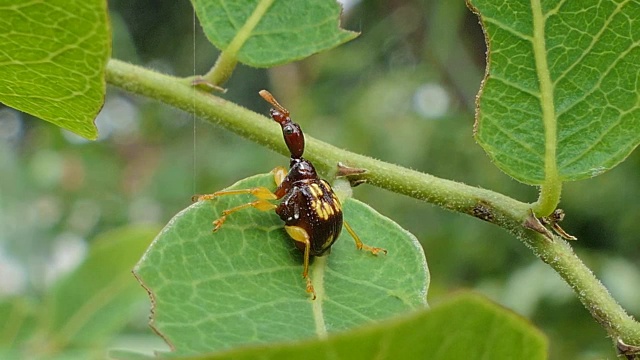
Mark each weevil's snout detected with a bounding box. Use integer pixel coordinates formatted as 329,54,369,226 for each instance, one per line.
279,120,305,158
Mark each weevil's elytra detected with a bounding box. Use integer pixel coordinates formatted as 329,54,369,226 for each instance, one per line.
194,90,386,299
277,177,343,255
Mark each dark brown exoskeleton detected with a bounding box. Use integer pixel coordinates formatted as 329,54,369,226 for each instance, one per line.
194,90,385,299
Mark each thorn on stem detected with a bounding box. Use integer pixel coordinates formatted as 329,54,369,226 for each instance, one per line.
336,162,368,187
191,77,227,93
523,209,554,241
540,209,577,241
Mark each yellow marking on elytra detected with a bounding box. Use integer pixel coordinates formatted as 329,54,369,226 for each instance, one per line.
322,234,334,250
328,189,342,211
309,183,323,198
314,200,328,220
322,201,334,217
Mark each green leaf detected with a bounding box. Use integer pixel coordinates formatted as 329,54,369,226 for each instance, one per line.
35,226,158,352
134,173,429,356
0,0,110,139
0,298,35,347
134,292,547,360
469,0,640,184
191,0,358,67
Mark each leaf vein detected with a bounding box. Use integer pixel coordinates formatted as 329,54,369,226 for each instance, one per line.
553,0,632,87
482,17,533,42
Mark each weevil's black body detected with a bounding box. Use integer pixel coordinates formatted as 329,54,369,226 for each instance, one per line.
267,104,344,256
275,158,343,256
197,90,384,298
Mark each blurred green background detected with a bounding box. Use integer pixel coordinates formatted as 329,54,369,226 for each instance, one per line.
0,0,638,358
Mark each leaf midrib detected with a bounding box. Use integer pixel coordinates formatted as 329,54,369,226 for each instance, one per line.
531,0,561,214
311,256,328,338
224,0,274,56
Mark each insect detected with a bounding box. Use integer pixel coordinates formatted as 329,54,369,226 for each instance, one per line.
194,90,386,299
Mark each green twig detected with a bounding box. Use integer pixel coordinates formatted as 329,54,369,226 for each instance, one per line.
105,59,640,351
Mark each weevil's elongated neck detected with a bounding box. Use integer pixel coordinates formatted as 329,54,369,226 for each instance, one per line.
269,109,305,159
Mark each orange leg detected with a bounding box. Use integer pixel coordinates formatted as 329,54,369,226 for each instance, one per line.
193,166,287,202
193,186,278,231
343,221,387,255
192,167,290,230
212,200,276,231
271,166,287,186
193,187,277,202
284,225,316,300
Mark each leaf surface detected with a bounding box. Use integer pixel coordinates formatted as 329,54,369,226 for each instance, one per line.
134,173,429,355
191,0,357,67
469,0,640,183
126,292,547,359
0,0,110,139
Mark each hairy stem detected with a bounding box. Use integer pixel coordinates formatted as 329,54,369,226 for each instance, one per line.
105,59,640,348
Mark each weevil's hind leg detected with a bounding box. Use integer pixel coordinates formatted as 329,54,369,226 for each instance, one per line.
193,187,278,231
343,221,387,255
284,225,317,300
212,200,276,231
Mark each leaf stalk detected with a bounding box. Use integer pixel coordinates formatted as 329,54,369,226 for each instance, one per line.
202,50,238,86
530,0,562,216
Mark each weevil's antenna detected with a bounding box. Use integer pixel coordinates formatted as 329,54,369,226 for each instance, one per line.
259,90,289,117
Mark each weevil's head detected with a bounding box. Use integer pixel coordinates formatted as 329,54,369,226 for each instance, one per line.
288,157,317,181
269,108,304,159
260,90,305,159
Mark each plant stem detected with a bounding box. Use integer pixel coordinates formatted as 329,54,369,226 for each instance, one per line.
526,235,640,348
105,59,640,348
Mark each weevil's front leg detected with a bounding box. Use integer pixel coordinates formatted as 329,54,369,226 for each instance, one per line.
193,187,278,231
271,166,293,199
194,165,288,205
192,187,277,202
284,225,316,300
272,166,287,187
343,221,387,255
